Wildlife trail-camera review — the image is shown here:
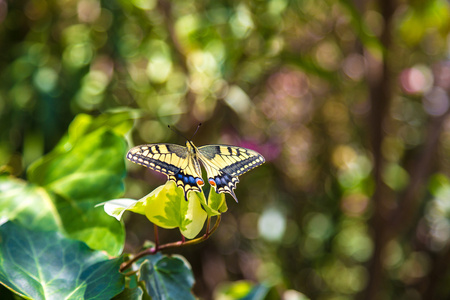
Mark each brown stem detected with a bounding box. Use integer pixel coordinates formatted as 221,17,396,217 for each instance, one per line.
154,223,159,251
119,215,221,273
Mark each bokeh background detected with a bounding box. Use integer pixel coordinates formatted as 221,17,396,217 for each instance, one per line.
2,0,450,299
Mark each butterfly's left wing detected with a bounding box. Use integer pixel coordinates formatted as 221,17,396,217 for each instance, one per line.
127,144,204,200
197,145,265,202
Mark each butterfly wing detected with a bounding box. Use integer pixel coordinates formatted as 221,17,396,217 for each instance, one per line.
197,145,265,202
126,144,204,200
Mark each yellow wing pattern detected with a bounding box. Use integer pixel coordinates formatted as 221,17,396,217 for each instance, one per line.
197,145,265,202
126,144,204,200
127,142,265,202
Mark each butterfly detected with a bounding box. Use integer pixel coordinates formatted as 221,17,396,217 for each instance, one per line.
126,138,265,202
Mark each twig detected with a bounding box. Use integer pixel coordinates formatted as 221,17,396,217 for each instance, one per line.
119,215,221,272
154,223,159,251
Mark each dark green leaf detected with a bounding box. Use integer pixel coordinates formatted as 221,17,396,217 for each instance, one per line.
112,287,144,300
138,253,195,300
0,222,125,300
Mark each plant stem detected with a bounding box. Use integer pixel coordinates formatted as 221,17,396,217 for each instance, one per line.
119,215,221,273
154,224,159,251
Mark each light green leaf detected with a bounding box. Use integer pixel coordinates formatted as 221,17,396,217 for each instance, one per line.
0,176,62,231
143,181,207,239
99,199,139,221
25,113,132,256
197,187,227,217
98,184,167,221
208,187,227,214
214,280,271,300
138,253,195,300
100,182,227,239
0,222,125,300
64,111,135,149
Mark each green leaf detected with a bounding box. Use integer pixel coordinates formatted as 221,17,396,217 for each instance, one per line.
24,113,132,256
208,187,227,214
112,287,144,300
197,187,227,217
141,181,207,239
28,129,126,200
138,253,195,300
62,111,135,151
98,199,140,221
0,176,62,231
116,181,207,239
214,281,271,300
0,221,125,300
100,182,228,238
98,184,168,221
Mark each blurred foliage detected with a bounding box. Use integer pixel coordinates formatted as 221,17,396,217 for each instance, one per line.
2,0,450,299
0,222,125,300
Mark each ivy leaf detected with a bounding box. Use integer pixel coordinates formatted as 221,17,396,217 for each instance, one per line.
98,198,140,221
0,221,125,300
208,187,228,213
138,253,195,300
112,287,144,300
0,176,62,231
25,113,132,256
101,181,208,239
97,185,167,221
214,280,271,300
197,187,227,217
143,181,207,239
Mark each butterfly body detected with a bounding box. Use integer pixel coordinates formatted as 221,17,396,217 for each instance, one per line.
127,141,265,202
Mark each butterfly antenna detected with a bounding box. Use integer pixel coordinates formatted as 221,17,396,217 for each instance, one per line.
190,123,202,140
167,125,189,141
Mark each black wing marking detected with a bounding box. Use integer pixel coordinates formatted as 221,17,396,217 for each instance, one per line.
197,145,265,202
127,143,204,200
126,144,187,176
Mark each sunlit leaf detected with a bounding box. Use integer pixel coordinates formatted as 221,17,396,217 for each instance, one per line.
98,199,140,221
142,181,207,239
0,222,125,300
214,280,271,300
197,187,227,216
100,181,208,239
25,113,132,256
138,253,195,300
208,187,228,213
0,176,61,231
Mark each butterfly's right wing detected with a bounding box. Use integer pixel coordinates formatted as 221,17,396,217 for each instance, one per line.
197,145,265,202
127,144,204,199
